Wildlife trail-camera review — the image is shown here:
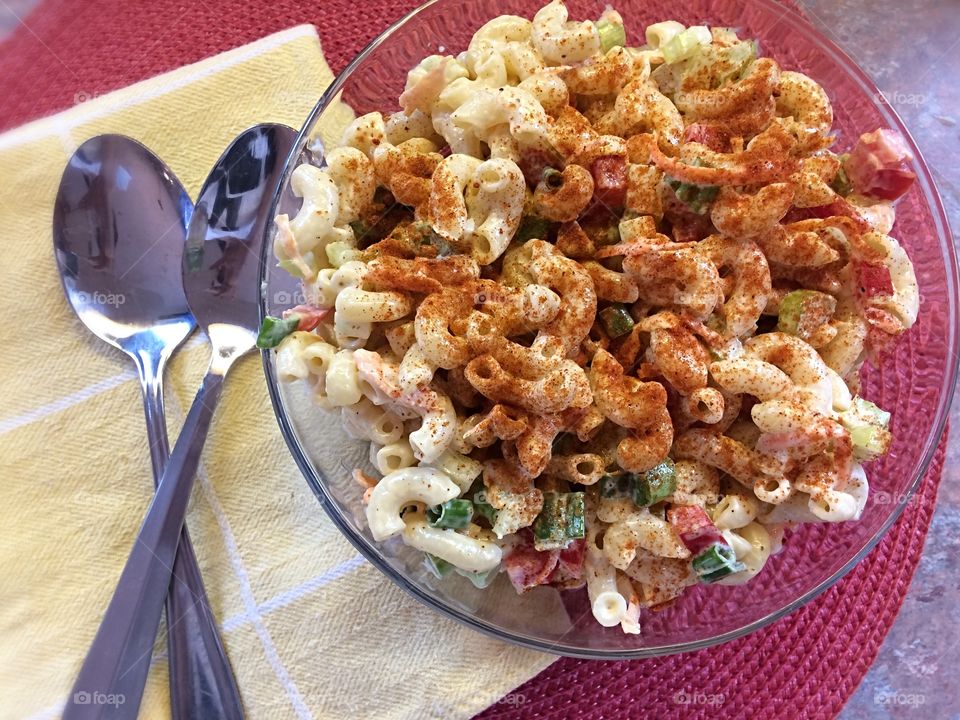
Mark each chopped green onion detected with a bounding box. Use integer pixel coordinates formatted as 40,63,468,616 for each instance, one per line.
472,488,499,525
533,491,586,551
599,305,635,338
632,459,677,507
597,19,627,52
256,315,300,349
830,158,854,197
600,473,633,499
427,499,474,529
601,464,676,507
776,289,837,340
666,159,719,214
669,180,719,214
692,542,745,582
661,26,711,64
513,215,553,243
424,553,454,578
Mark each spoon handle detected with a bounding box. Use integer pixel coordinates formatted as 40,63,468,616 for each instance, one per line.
136,351,244,720
65,369,227,720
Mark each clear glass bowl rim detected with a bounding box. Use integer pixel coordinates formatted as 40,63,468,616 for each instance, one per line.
258,0,960,658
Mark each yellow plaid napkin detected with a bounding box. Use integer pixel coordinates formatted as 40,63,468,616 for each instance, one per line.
0,25,552,720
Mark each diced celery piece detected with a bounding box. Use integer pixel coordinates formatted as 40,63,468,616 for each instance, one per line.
777,290,837,339
682,39,756,89
662,26,711,64
597,19,627,52
841,397,891,429
849,425,892,460
840,397,892,460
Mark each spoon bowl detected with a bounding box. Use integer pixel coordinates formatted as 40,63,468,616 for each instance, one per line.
183,124,294,336
54,135,194,354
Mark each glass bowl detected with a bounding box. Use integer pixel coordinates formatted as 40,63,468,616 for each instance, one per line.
259,0,958,657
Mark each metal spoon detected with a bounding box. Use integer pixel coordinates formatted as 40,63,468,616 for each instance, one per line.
53,135,243,719
62,124,296,719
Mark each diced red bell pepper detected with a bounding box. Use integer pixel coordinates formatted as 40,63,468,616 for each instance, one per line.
557,537,586,579
666,505,726,556
844,129,916,201
590,155,628,208
547,537,587,585
664,197,714,243
856,263,894,299
283,304,331,331
504,529,561,593
683,123,731,153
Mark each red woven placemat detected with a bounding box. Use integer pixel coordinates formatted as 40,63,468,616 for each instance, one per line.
0,2,948,718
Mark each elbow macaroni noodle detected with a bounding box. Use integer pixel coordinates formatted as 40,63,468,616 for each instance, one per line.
270,1,920,634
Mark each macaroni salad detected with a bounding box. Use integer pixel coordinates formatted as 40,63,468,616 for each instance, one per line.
262,0,920,633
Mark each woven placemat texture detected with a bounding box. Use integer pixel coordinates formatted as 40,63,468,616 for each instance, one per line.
0,1,947,718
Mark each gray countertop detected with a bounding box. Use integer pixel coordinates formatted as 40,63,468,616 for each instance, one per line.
1,1,957,717
799,1,959,717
